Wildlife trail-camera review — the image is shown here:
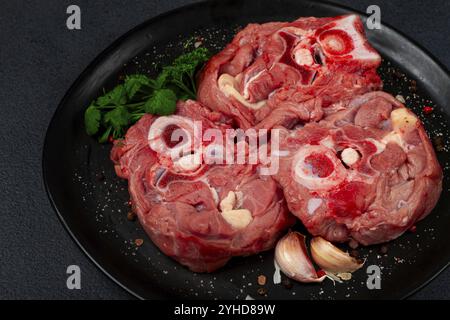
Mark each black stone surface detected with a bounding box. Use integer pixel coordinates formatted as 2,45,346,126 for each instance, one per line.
0,0,449,299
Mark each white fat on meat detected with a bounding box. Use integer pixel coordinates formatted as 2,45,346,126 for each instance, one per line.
320,136,335,149
365,138,386,155
220,209,253,229
218,73,266,110
382,132,407,149
277,26,309,37
219,191,253,229
366,108,419,154
390,108,419,134
307,198,323,215
219,191,237,212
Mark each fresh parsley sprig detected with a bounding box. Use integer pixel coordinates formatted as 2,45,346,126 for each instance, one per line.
84,47,210,142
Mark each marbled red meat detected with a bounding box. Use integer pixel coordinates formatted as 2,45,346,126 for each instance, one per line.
198,14,382,129
108,15,443,273
111,100,294,272
274,92,442,245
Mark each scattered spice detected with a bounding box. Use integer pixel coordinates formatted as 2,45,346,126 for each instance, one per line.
422,105,433,115
257,275,267,286
410,79,417,93
395,94,405,104
257,287,267,296
349,239,359,249
134,238,144,247
379,245,388,255
433,136,445,152
350,249,359,258
281,277,293,289
127,211,136,221
126,200,132,206
393,69,403,79
96,172,105,182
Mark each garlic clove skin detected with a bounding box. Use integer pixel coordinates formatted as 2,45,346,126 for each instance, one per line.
275,232,326,283
337,272,352,281
310,236,364,274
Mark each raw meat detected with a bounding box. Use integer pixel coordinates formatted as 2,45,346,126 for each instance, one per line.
109,15,443,273
111,100,294,272
274,92,442,245
198,15,382,129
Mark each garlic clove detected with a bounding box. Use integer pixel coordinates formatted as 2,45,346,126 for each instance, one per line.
310,236,364,274
275,232,326,283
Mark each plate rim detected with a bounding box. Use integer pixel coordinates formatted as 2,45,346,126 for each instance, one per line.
42,0,450,300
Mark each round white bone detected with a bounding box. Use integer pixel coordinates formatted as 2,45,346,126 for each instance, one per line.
293,48,314,66
148,115,198,160
218,74,266,110
341,148,360,166
221,209,253,229
292,145,346,190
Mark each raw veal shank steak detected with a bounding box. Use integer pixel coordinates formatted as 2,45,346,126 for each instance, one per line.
198,14,382,129
274,92,442,245
107,14,443,273
111,100,294,272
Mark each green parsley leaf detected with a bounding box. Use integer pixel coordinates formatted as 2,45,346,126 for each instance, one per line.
144,89,177,115
172,47,210,69
153,70,169,89
98,126,112,143
84,48,210,142
84,105,101,136
97,85,126,106
124,75,151,100
104,105,131,131
163,47,210,99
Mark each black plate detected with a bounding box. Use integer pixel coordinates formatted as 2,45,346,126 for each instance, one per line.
43,0,450,299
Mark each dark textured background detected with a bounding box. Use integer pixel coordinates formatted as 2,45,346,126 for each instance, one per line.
0,0,449,299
